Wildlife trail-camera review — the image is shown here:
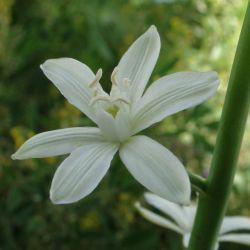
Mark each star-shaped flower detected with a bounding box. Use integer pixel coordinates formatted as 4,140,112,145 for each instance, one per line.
136,193,250,249
12,26,219,204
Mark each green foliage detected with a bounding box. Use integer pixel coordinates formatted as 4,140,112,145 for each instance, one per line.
0,0,249,249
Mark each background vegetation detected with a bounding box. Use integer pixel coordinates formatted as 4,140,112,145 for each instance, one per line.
0,0,249,249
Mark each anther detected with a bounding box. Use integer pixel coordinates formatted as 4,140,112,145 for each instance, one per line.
89,68,103,88
111,67,119,86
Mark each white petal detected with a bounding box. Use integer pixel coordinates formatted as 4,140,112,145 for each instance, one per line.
220,216,250,235
41,58,98,123
132,71,220,133
219,234,250,245
214,242,220,250
144,192,190,231
119,136,191,205
135,202,184,234
117,25,160,104
182,205,197,228
12,127,103,159
182,234,190,248
50,142,118,204
95,110,118,142
115,109,132,141
96,109,132,142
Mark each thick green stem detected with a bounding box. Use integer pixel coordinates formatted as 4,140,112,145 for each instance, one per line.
188,3,250,250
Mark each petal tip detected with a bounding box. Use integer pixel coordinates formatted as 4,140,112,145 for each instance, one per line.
40,59,60,70
144,192,154,201
40,59,52,70
40,64,44,71
40,61,50,72
209,71,220,85
148,25,159,37
149,24,157,31
11,153,17,160
50,190,79,205
50,190,64,205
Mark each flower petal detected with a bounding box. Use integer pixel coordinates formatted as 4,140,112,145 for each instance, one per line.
135,202,184,234
12,127,103,159
115,109,132,141
214,242,220,250
219,234,250,246
132,71,220,133
220,216,250,235
144,192,190,231
182,234,190,248
119,136,191,205
96,109,132,142
41,58,98,123
50,142,118,204
95,110,118,142
182,205,197,227
117,25,160,104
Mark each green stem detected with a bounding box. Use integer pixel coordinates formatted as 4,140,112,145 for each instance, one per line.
188,3,250,250
188,172,207,195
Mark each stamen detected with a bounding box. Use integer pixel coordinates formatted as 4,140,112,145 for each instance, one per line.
112,97,130,105
89,95,110,106
89,67,131,113
111,67,119,86
89,68,103,88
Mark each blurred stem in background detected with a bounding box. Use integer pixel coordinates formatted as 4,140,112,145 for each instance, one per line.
188,2,250,250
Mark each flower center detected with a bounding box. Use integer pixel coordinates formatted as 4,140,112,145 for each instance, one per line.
106,104,119,117
89,67,131,117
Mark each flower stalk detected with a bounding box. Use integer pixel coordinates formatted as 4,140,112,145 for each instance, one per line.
188,3,250,250
188,172,207,195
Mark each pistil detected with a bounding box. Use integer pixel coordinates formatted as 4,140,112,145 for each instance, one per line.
89,67,131,117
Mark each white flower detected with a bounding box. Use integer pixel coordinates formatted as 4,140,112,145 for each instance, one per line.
136,193,250,249
12,26,219,205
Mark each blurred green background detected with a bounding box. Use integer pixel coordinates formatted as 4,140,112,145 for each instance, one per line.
0,0,249,249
